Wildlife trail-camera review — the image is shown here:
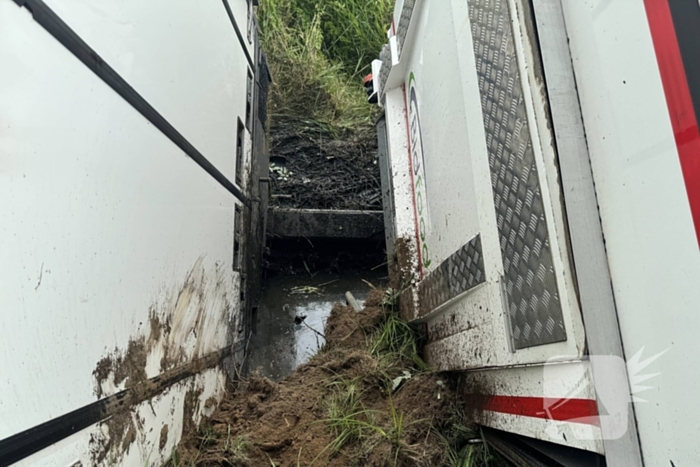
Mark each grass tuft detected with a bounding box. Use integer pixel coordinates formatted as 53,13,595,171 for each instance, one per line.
370,312,428,372
323,377,375,453
296,0,394,76
437,407,509,467
225,431,253,464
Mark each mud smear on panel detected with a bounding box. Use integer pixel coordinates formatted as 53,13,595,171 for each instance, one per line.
89,257,238,463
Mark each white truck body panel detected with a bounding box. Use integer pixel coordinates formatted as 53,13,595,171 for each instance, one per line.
0,1,256,465
563,1,700,464
378,0,591,451
375,0,700,463
42,0,252,183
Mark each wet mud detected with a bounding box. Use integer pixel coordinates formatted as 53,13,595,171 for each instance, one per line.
89,257,237,464
247,269,388,381
269,118,381,210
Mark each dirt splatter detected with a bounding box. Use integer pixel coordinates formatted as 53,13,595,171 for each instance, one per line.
92,338,148,399
183,387,204,437
93,256,234,396
120,420,137,453
459,372,498,428
159,424,169,451
92,255,238,393
90,257,238,464
92,357,114,398
391,236,416,290
148,305,167,344
117,340,148,391
202,395,219,418
392,237,425,322
90,411,137,465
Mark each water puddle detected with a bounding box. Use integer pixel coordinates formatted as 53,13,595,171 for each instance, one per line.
247,269,386,380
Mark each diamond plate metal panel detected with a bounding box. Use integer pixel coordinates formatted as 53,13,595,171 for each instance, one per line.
378,43,391,97
468,0,567,348
396,0,416,56
418,235,485,317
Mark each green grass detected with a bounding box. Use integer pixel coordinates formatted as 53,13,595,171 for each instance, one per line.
437,408,510,467
385,394,412,466
225,430,253,464
323,377,374,453
323,394,425,467
291,0,394,76
257,0,392,129
319,373,429,467
368,288,428,372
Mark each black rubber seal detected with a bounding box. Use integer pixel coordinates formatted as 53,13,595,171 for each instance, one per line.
12,0,251,208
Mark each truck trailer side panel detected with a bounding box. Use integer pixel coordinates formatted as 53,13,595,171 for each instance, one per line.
374,0,700,463
0,1,256,465
563,1,700,464
38,0,253,184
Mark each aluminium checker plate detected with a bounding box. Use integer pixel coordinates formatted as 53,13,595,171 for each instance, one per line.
468,0,567,349
418,235,486,317
396,0,417,57
397,235,486,321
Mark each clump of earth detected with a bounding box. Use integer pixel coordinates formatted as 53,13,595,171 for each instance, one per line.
173,289,507,466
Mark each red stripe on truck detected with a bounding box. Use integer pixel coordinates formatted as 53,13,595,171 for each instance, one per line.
644,0,700,246
481,395,600,426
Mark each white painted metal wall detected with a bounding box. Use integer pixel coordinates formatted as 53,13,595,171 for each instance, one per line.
41,0,253,182
377,0,590,451
380,0,585,370
563,1,700,464
0,0,254,464
375,0,700,462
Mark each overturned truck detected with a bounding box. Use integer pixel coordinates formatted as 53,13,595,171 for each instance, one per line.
0,1,269,465
370,0,700,465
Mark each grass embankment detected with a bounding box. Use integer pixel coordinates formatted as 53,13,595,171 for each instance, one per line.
258,0,392,129
259,0,392,209
172,289,507,466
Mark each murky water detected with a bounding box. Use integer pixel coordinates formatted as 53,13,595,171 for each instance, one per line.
247,270,387,380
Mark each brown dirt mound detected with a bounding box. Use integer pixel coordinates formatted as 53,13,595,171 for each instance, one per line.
173,290,481,467
324,290,385,350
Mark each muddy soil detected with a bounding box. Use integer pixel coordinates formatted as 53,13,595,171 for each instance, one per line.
269,118,381,210
173,290,494,467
